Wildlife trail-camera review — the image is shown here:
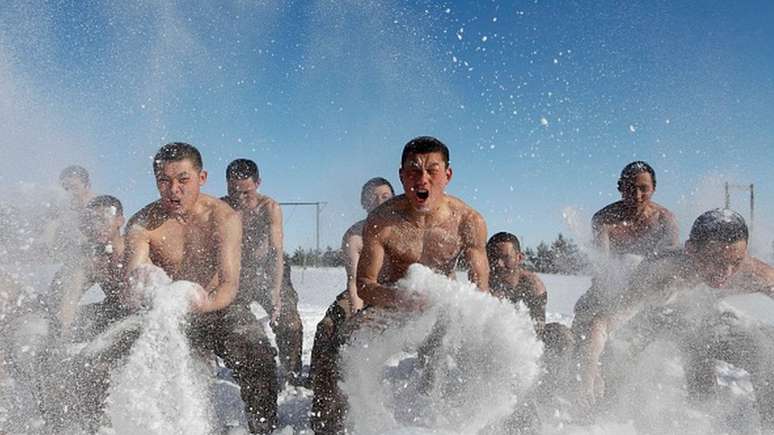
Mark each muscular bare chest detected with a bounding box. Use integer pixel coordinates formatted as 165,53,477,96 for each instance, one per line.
241,208,271,261
607,218,662,254
148,219,218,285
383,221,463,278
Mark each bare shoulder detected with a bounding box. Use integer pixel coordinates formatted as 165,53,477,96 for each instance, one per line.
520,270,546,295
127,201,162,232
344,219,366,240
447,195,484,224
749,257,774,287
369,195,405,225
362,196,405,241
651,202,677,222
258,194,281,212
205,195,240,223
593,201,624,225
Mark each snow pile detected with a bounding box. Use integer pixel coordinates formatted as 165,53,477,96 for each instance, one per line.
105,264,214,435
340,264,543,434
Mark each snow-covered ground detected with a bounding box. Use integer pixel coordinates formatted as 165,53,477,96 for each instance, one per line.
2,265,768,434
215,266,590,434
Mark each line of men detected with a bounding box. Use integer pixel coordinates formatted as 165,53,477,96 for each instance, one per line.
4,137,773,434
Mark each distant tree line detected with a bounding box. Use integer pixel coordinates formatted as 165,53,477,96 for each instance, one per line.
520,233,590,275
287,246,345,268
288,233,590,275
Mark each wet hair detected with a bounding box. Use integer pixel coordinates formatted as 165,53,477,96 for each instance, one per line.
401,136,450,168
226,158,259,182
618,161,656,189
153,142,203,176
360,177,394,208
486,232,522,259
86,195,123,216
689,208,749,245
59,165,90,186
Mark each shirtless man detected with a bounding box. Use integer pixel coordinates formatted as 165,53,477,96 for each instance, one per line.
487,232,575,413
574,161,680,346
309,177,393,393
592,161,679,258
125,143,277,434
311,136,489,434
60,165,94,211
3,195,127,430
223,158,303,384
53,195,128,340
577,209,774,428
487,232,547,336
44,165,95,261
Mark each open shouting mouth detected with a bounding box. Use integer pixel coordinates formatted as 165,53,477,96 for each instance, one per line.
416,189,429,201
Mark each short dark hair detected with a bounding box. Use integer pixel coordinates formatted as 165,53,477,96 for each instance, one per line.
86,195,123,216
689,208,749,245
619,161,656,189
487,232,522,259
59,165,90,186
401,136,450,168
360,177,394,207
153,142,203,176
226,159,259,182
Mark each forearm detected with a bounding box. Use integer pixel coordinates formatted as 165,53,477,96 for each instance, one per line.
359,281,410,309
579,316,609,380
201,282,237,312
270,251,283,310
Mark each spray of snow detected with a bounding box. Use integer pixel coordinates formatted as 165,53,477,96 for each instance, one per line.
105,264,214,435
340,264,543,434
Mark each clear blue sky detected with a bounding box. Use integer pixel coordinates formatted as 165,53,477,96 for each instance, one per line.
2,0,773,254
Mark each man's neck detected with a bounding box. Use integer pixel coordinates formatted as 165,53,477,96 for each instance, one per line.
405,197,446,228
493,267,523,283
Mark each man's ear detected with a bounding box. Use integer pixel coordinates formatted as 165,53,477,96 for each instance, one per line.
117,215,126,229
446,166,453,183
398,167,405,185
617,179,623,193
199,169,208,185
256,177,262,190
516,251,525,264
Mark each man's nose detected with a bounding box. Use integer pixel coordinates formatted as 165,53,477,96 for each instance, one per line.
170,180,183,193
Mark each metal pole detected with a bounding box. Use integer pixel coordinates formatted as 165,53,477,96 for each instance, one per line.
750,184,755,241
315,202,320,256
724,182,730,209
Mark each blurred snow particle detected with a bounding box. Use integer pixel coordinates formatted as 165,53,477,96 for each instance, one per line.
540,117,549,127
628,124,637,133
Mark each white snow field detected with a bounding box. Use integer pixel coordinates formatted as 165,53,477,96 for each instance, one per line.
3,265,772,434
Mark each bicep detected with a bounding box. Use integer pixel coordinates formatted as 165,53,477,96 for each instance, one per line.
592,216,609,248
357,229,385,286
125,226,151,272
269,203,283,252
218,213,243,284
343,234,363,276
662,213,680,247
462,213,489,290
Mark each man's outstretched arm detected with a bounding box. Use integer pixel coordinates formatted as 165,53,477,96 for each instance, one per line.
200,207,242,312
266,200,284,321
461,210,489,291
